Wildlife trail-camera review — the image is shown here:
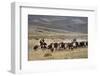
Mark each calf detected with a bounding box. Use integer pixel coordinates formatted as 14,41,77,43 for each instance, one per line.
33,45,39,50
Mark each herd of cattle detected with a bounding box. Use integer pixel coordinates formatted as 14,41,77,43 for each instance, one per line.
33,39,88,52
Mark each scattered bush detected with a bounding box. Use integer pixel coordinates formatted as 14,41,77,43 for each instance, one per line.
44,53,52,57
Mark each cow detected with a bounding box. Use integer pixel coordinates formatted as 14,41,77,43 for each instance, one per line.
48,42,60,52
54,42,59,50
86,41,88,47
43,42,47,48
39,39,47,49
33,45,39,50
72,41,79,48
35,38,88,52
78,41,86,47
48,43,54,52
67,42,73,50
59,42,66,50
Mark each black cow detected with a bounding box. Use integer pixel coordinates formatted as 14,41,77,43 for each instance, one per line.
48,43,54,52
33,45,39,50
54,42,59,50
39,39,47,49
86,41,88,47
67,42,73,50
43,42,47,48
59,42,66,49
79,41,85,47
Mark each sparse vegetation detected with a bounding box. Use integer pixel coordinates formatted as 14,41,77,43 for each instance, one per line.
28,25,88,61
28,47,87,60
44,53,52,57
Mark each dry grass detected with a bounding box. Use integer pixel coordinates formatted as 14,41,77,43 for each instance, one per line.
28,48,88,61
28,31,88,61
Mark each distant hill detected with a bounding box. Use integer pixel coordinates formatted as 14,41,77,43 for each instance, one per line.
28,25,87,36
28,25,87,40
28,25,72,34
28,15,88,34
